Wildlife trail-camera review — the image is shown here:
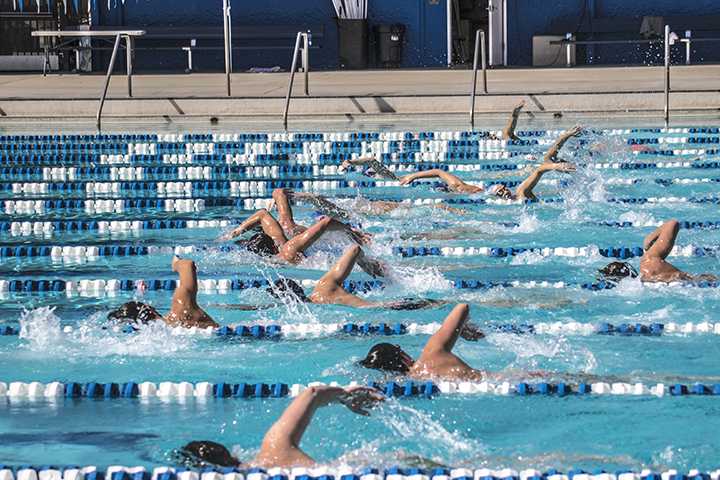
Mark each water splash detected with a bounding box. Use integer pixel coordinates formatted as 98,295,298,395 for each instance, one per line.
17,307,195,358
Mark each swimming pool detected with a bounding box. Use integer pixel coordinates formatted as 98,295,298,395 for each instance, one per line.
1,126,720,474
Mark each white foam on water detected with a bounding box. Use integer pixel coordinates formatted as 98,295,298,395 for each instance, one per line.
17,307,195,358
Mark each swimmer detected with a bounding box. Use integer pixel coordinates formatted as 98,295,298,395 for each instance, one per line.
400,160,575,201
218,245,442,310
220,192,370,265
360,304,487,381
487,162,576,201
107,256,219,329
600,219,717,283
175,385,383,468
337,100,525,180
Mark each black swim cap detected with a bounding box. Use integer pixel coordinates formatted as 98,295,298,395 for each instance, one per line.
266,278,308,302
359,343,411,373
107,301,162,325
598,262,638,281
235,232,279,257
174,441,239,468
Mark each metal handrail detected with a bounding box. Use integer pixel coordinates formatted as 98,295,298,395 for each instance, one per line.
469,29,487,128
222,0,232,96
664,25,671,126
96,34,122,131
282,31,311,128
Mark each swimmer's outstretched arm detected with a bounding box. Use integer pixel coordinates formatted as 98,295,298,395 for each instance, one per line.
219,209,287,246
423,304,484,354
515,162,576,200
340,156,398,180
544,126,583,163
256,386,383,464
501,100,525,141
643,219,680,260
292,192,353,221
399,169,471,190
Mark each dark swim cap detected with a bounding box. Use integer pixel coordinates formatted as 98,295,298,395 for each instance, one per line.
175,441,239,468
266,278,308,302
235,232,279,257
359,343,410,373
107,301,162,325
598,262,638,281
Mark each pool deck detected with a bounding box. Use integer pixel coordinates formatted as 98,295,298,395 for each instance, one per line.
1,65,719,125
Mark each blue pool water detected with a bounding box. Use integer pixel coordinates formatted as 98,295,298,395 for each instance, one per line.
1,126,720,472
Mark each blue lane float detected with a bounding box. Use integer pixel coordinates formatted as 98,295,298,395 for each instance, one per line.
3,321,717,339
2,466,720,480
2,276,720,296
3,379,720,399
6,242,718,260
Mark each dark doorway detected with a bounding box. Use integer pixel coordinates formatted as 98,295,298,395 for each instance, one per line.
451,0,489,66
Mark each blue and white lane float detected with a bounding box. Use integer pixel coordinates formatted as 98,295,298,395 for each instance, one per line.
2,320,720,338
2,467,719,480
2,219,720,238
1,277,719,296
0,219,233,236
5,175,720,198
2,379,720,399
0,243,715,260
10,193,719,216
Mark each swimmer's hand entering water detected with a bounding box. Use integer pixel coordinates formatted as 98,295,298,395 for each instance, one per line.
338,386,385,416
460,322,485,341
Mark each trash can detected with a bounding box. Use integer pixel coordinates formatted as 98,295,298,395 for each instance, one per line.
374,24,405,68
337,18,369,69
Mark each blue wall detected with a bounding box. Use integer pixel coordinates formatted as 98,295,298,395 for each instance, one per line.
96,0,448,72
506,0,720,66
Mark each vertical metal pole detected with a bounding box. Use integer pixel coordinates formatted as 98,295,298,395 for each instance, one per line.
96,34,122,131
125,35,134,97
223,0,232,97
566,33,572,67
470,30,479,128
282,32,303,129
664,24,670,126
685,40,691,65
447,0,453,66
481,30,487,94
302,33,310,96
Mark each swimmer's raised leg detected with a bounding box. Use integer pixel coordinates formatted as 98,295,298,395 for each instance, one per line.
272,188,306,236
501,100,525,141
220,208,287,246
544,126,583,163
167,257,218,329
279,216,370,263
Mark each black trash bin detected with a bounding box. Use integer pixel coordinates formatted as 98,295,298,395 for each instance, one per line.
337,18,369,69
374,24,405,68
